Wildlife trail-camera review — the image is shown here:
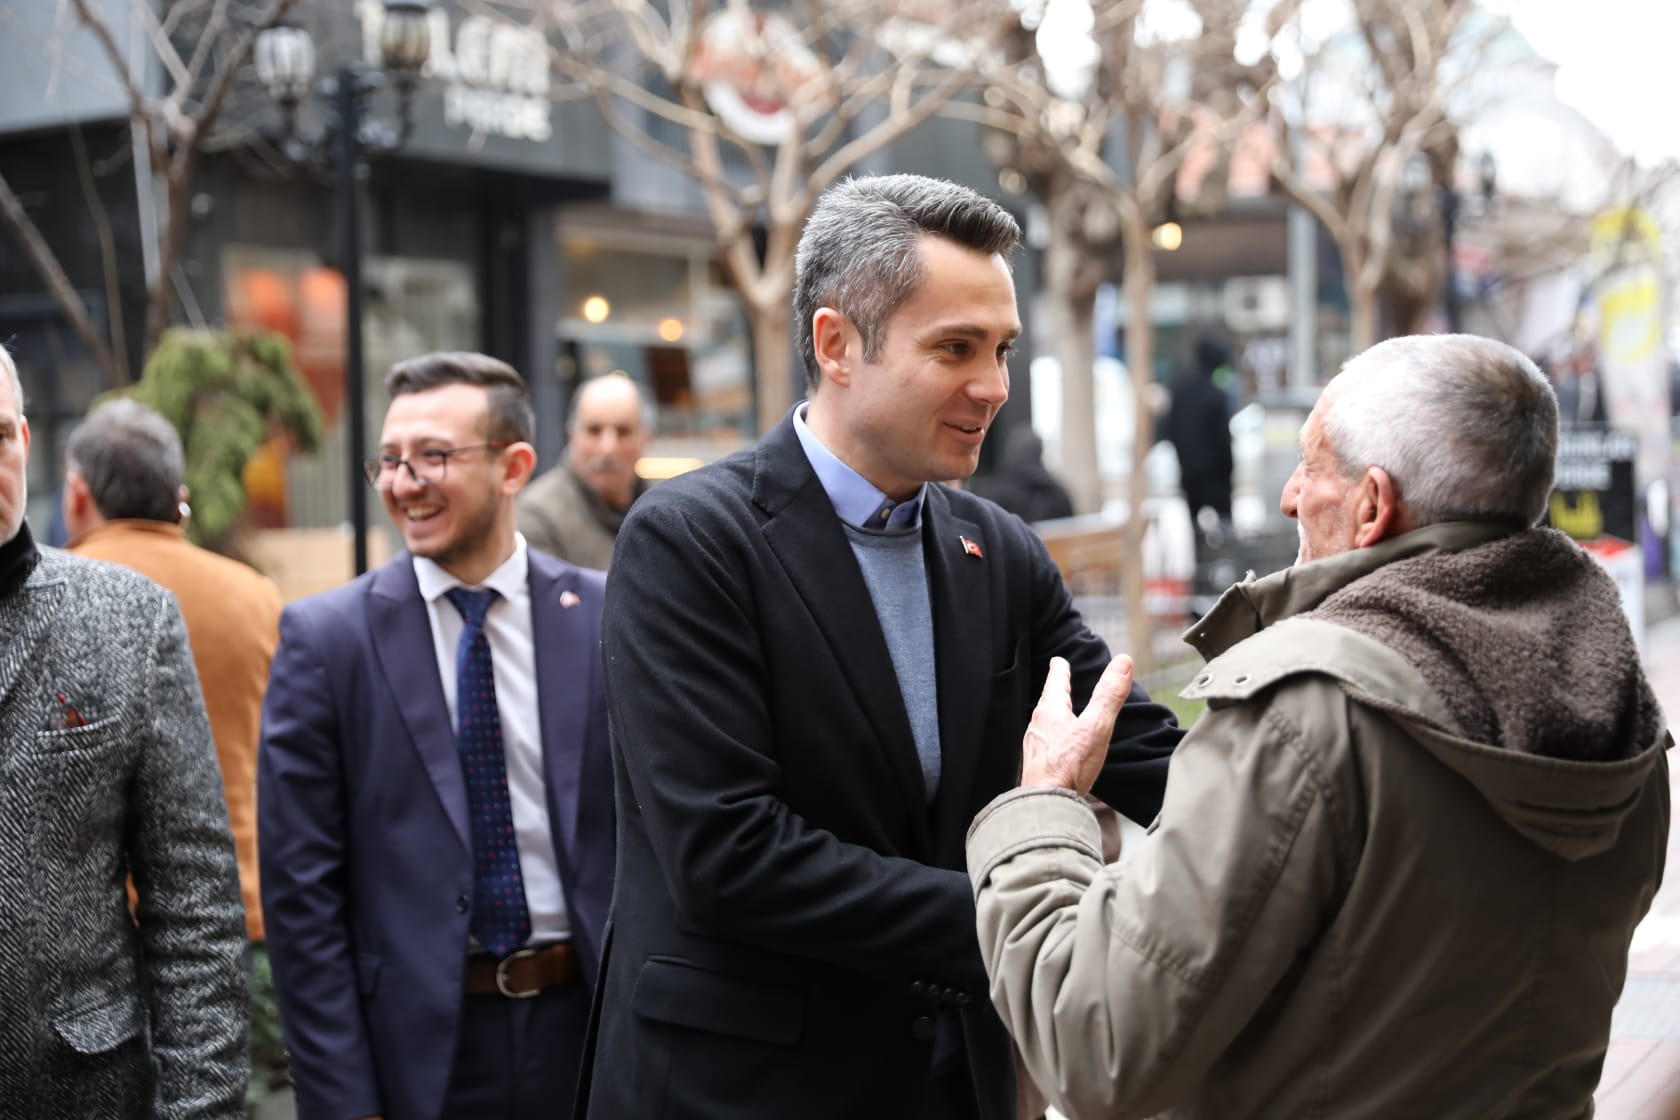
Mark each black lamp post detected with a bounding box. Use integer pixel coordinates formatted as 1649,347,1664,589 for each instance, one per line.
254,1,432,576
1407,150,1497,335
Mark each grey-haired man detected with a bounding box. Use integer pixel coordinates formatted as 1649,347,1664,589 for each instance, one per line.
0,344,247,1118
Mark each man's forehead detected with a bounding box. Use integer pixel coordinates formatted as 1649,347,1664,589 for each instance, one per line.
382,386,488,439
1298,395,1334,456
0,369,21,421
576,382,642,424
579,399,639,423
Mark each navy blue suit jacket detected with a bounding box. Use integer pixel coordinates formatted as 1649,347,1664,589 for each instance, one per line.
258,549,613,1120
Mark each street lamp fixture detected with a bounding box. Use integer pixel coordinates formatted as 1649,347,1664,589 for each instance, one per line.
1397,149,1497,335
254,1,433,577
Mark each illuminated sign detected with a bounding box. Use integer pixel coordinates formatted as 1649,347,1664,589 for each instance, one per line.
358,1,552,143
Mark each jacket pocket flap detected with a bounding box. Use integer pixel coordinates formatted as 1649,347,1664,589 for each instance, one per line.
35,716,120,754
630,957,802,1045
52,991,142,1054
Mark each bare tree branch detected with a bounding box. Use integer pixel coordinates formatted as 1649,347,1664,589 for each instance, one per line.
68,124,131,384
0,169,122,385
65,0,162,163
511,0,1009,431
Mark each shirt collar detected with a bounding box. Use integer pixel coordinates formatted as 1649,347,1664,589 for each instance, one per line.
414,533,530,605
792,402,924,531
66,519,188,551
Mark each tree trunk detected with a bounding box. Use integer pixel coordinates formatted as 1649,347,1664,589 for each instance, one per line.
1043,211,1102,514
144,149,197,359
1121,216,1158,676
1349,283,1380,353
750,298,796,433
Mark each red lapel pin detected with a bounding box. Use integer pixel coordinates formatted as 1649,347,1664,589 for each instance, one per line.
960,536,984,559
560,590,581,609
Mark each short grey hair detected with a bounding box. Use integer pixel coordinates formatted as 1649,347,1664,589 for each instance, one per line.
64,399,185,523
1324,333,1559,527
793,174,1021,393
0,342,23,415
566,373,655,434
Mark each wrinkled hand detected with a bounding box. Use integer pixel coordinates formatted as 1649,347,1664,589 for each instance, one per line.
1019,655,1134,794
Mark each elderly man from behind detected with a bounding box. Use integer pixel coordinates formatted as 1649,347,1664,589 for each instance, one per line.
518,372,651,568
63,399,284,1096
0,346,248,1117
969,333,1670,1119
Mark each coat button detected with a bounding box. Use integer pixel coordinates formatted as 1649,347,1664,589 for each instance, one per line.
455,894,470,914
911,1016,935,1041
911,980,928,996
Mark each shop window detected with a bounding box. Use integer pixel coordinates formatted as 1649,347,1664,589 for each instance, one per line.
223,246,478,532
559,231,753,452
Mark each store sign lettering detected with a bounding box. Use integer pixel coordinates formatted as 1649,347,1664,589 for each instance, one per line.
359,3,552,143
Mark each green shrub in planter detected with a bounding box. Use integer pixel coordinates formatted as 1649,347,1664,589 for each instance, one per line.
103,329,323,554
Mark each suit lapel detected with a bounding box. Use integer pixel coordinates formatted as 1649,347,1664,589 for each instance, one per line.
368,559,470,851
925,493,994,858
0,561,66,737
756,422,931,849
529,554,592,860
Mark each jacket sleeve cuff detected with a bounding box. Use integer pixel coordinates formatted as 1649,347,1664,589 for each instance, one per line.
966,787,1104,895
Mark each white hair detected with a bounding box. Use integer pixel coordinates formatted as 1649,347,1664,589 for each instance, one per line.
1323,334,1559,526
0,342,22,414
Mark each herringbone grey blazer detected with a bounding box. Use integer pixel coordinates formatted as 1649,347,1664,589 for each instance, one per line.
0,546,248,1119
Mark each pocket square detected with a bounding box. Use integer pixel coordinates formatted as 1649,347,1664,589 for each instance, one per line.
45,692,88,731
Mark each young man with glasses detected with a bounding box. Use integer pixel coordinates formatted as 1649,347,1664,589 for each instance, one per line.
259,352,615,1120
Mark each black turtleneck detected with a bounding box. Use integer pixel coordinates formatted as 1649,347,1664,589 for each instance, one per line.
0,519,41,600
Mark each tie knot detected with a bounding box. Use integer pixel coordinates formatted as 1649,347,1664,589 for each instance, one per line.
444,586,499,628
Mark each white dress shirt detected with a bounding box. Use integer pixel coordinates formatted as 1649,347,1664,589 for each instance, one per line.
414,534,569,945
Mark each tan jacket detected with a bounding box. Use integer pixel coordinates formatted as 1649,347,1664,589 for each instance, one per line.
70,520,281,940
517,465,645,569
969,522,1671,1119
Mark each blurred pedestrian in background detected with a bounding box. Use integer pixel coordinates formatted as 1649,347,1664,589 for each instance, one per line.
1164,337,1235,535
969,333,1669,1119
259,352,614,1120
61,398,285,1105
1548,337,1608,426
518,372,651,568
0,343,248,1118
970,427,1075,523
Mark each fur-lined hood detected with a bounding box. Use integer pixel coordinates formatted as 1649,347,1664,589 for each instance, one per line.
1184,521,1671,860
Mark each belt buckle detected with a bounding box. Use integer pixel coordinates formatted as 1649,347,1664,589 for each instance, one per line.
495,947,542,999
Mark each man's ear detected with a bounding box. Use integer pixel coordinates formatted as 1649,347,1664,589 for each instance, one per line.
63,471,97,532
502,441,538,494
811,307,854,390
1351,466,1404,548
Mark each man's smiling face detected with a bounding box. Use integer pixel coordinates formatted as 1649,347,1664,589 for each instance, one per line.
817,234,1021,501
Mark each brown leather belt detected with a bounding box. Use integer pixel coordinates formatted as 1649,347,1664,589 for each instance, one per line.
464,943,578,999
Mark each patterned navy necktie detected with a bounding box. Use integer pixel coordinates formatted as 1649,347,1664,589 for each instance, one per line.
444,587,531,957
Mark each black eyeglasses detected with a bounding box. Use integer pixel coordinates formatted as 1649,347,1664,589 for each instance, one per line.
361,442,512,489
